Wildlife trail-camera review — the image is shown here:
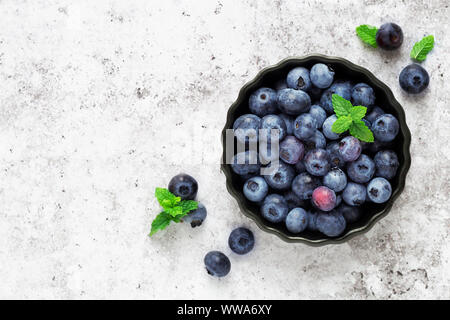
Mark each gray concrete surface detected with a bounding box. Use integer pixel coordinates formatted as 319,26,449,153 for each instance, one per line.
0,0,449,299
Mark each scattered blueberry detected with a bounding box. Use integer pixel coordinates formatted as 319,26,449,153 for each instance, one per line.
316,210,346,237
367,177,392,203
285,208,308,233
293,113,317,139
233,114,260,144
323,167,347,192
342,182,367,206
312,186,337,212
291,172,321,200
374,150,399,180
304,148,330,176
322,115,341,140
228,227,255,255
310,63,335,89
279,135,305,164
347,154,375,183
351,83,375,107
399,64,430,94
371,114,399,142
249,87,278,116
243,176,269,202
204,251,231,277
183,202,207,227
277,88,311,116
260,194,289,223
286,67,312,91
168,173,198,200
339,136,362,162
376,22,403,50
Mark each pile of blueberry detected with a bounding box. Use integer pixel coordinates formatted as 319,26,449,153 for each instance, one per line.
231,63,401,238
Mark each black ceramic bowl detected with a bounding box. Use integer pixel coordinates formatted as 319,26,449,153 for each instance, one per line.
221,55,411,245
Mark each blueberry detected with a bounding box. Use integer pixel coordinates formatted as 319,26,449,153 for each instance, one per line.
204,251,231,277
310,63,335,89
231,150,261,176
322,115,341,140
371,114,399,142
365,106,385,124
303,130,327,150
243,176,269,202
293,113,317,139
304,148,330,176
291,172,321,200
323,167,347,192
320,81,352,113
285,208,308,233
339,136,362,162
307,211,319,231
374,150,399,180
399,64,430,94
347,154,375,183
233,114,261,144
283,190,306,210
351,83,375,107
183,202,207,227
263,161,295,190
259,114,287,143
376,23,403,50
294,160,306,173
228,227,255,255
342,182,366,206
326,142,346,169
279,135,305,164
309,104,327,128
286,67,312,91
337,204,361,224
168,173,198,200
316,210,346,237
260,194,289,223
277,88,311,116
312,186,336,212
367,177,392,203
279,113,294,135
249,87,278,116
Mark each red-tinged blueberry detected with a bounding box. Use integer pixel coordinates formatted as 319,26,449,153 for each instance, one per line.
374,150,399,180
279,135,305,164
168,173,198,200
228,227,255,255
285,208,308,233
312,186,337,212
339,136,362,162
260,194,289,223
316,210,346,237
204,251,231,277
249,87,278,116
399,64,430,94
376,23,403,50
367,177,392,203
182,202,207,227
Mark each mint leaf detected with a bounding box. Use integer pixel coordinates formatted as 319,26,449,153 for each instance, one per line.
332,116,353,133
349,106,367,121
155,188,180,209
410,35,434,62
149,211,172,236
165,206,183,217
356,25,378,48
332,94,352,117
179,200,198,214
349,120,374,142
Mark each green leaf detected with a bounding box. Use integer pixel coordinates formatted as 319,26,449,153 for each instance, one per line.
179,200,198,214
356,25,378,48
349,120,374,142
165,206,183,217
332,94,352,117
410,35,434,62
149,211,172,236
155,188,180,209
349,106,367,121
332,115,353,133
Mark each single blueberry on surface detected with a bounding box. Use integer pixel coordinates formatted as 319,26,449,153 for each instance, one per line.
316,210,346,237
168,173,198,200
263,161,295,190
304,148,330,176
286,67,312,91
279,113,294,135
367,177,392,203
243,176,269,202
259,114,287,143
322,115,341,140
337,204,361,224
309,104,327,128
342,182,367,206
233,114,260,144
374,150,399,180
231,150,261,176
371,114,399,142
376,22,403,50
310,63,335,89
347,154,375,183
283,190,306,210
279,135,305,164
183,202,207,227
285,208,308,233
291,172,321,200
323,167,347,192
351,83,375,107
228,228,255,255
260,194,289,223
293,113,317,140
249,87,278,116
204,251,231,277
320,81,352,113
312,186,337,212
399,64,430,94
339,136,362,162
303,130,327,150
277,88,311,116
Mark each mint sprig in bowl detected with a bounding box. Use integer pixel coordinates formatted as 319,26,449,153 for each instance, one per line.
221,55,411,245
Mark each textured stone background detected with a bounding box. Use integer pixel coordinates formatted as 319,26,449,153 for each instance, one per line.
0,0,449,299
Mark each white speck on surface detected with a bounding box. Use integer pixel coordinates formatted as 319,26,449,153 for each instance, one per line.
0,0,449,299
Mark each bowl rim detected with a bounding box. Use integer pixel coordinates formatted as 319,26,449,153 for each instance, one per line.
221,54,411,246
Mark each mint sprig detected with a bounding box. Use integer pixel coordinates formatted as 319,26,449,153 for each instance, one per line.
150,188,198,236
331,94,374,142
356,25,378,48
410,35,434,62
